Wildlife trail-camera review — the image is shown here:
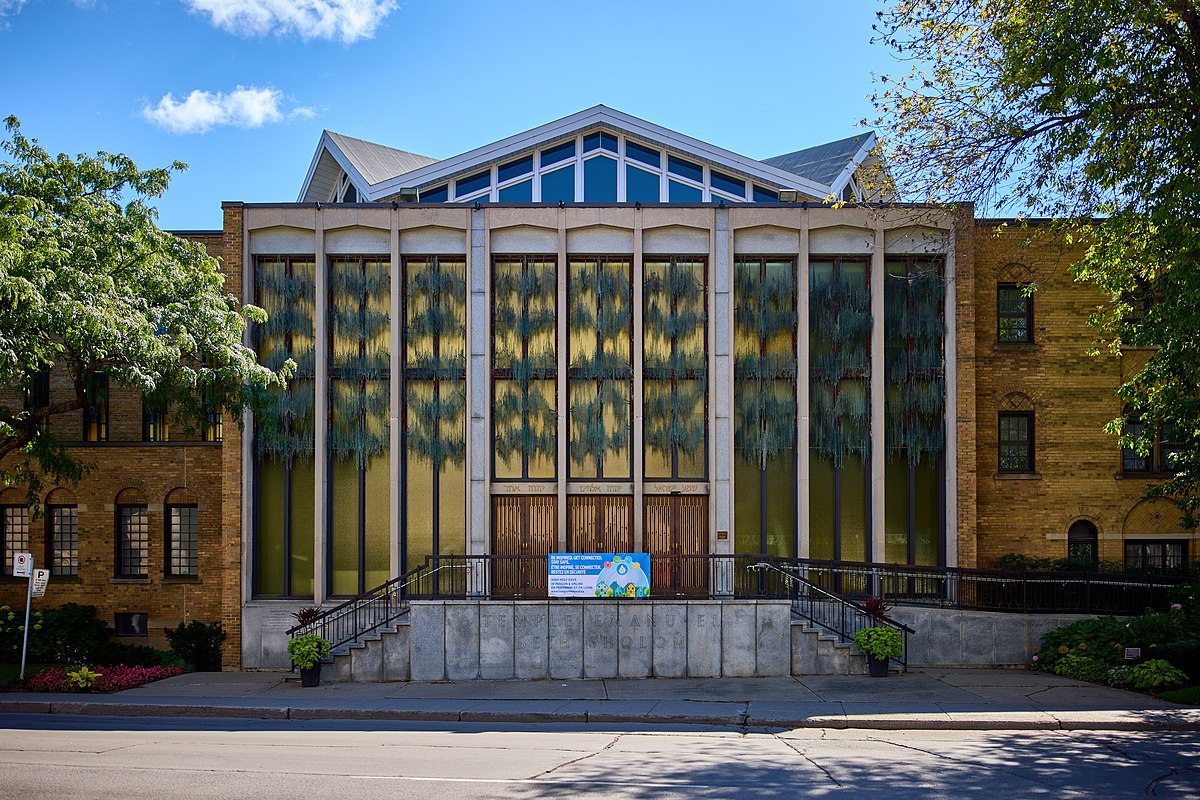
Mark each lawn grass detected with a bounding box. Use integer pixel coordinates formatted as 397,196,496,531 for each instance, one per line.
0,662,62,690
1159,685,1200,706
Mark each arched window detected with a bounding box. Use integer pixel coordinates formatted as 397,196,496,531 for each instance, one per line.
1067,520,1098,568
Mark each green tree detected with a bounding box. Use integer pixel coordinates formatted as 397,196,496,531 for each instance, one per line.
0,116,289,508
867,1,1200,521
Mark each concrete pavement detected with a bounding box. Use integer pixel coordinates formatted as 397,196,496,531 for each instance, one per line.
1,668,1197,731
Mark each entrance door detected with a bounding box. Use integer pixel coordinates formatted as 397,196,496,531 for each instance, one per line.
567,495,634,552
644,495,708,597
491,495,555,597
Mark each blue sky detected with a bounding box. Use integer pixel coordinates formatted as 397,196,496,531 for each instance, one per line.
3,0,898,229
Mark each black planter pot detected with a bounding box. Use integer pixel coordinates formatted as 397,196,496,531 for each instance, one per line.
299,662,321,687
867,655,890,677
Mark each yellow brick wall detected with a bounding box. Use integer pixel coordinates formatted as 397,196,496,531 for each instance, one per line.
970,222,1178,567
0,229,238,663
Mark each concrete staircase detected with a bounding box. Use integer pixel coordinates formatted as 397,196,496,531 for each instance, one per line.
790,622,869,676
321,620,411,682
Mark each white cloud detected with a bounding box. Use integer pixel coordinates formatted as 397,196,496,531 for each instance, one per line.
142,86,294,134
182,0,397,43
0,0,28,17
290,106,317,121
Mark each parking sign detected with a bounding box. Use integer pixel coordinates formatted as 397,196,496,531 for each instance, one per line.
13,552,32,578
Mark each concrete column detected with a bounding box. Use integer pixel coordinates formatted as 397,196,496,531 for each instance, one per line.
469,208,489,557
945,219,959,568
712,209,731,555
239,205,255,605
389,213,401,579
632,212,644,552
556,213,568,551
797,212,810,558
870,225,886,564
313,212,328,602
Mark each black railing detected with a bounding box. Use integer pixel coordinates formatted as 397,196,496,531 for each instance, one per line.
750,561,914,670
285,559,473,650
287,554,1188,653
790,559,1188,615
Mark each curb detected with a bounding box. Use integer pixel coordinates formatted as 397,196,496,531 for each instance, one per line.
1,699,1198,731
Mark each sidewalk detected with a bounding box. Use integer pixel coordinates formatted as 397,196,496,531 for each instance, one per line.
1,668,1197,731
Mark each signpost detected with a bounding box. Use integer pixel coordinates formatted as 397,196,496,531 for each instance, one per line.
13,553,46,681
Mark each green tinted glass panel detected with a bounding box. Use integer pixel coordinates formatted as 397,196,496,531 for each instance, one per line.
256,460,286,595
809,457,835,560
914,457,940,566
404,452,433,573
439,460,467,557
764,453,795,558
884,460,908,564
364,452,390,589
734,457,762,554
840,456,868,562
330,458,359,596
289,461,315,597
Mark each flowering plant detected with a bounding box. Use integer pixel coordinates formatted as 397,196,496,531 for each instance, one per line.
25,664,183,693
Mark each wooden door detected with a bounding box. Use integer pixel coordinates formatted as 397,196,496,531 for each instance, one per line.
491,495,555,597
644,495,708,597
567,495,634,553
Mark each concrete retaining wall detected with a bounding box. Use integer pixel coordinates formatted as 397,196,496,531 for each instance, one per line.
890,606,1112,667
409,599,792,680
246,599,1114,675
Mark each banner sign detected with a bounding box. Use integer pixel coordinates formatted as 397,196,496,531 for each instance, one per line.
548,553,651,598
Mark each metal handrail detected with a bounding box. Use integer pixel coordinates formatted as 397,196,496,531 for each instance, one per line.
284,552,1183,657
750,561,914,670
286,559,470,650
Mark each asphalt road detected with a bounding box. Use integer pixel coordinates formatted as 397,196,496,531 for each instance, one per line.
1,713,1197,798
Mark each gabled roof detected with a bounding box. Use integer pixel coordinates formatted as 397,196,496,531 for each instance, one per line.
298,105,875,203
762,132,877,188
327,132,438,185
299,131,437,202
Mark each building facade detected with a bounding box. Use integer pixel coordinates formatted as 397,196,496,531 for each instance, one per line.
1,106,1193,669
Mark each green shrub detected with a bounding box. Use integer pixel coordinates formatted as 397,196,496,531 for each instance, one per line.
92,640,170,668
1130,659,1189,691
1125,610,1186,649
1148,636,1200,682
0,605,41,662
32,604,110,663
1038,616,1127,672
989,553,1124,572
164,621,226,672
1106,664,1134,688
1052,653,1110,683
287,634,331,670
852,626,904,661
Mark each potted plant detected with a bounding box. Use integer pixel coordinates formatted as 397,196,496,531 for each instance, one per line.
287,633,331,687
854,596,902,677
853,626,904,676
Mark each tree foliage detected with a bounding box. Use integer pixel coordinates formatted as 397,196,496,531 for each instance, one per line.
867,1,1200,521
0,116,289,508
